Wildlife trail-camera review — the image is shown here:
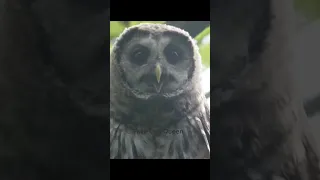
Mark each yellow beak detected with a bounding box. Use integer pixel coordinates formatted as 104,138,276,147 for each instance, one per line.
155,64,162,83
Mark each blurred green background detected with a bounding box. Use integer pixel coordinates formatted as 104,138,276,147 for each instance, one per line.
110,21,211,69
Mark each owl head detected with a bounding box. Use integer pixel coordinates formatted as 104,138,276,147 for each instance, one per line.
110,23,203,100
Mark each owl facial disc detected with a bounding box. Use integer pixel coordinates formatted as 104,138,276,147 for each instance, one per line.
113,23,199,99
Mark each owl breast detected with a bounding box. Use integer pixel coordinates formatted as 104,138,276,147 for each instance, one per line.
110,114,209,159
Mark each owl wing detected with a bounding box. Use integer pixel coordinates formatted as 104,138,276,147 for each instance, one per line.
192,101,210,159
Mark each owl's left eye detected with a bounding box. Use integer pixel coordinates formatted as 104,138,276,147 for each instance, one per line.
130,46,150,65
164,44,182,65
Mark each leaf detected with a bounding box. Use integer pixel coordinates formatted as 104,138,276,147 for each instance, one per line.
194,26,210,45
129,21,166,26
194,27,210,67
295,0,320,20
110,21,126,39
199,43,210,67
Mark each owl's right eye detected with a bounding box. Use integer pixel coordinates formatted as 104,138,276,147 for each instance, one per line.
130,46,150,65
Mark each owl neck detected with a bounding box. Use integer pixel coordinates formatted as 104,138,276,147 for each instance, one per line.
111,83,204,130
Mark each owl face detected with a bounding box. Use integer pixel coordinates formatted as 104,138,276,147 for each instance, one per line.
112,24,199,98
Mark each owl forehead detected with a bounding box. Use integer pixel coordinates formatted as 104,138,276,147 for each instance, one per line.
126,33,172,50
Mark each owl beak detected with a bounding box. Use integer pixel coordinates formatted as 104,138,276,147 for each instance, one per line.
155,63,162,83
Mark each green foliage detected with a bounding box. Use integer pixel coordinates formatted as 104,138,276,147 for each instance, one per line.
110,21,125,39
195,27,210,43
110,21,210,68
199,43,210,67
295,0,320,20
195,26,210,68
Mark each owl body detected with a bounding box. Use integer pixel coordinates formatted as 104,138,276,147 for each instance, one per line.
110,24,210,159
110,96,210,159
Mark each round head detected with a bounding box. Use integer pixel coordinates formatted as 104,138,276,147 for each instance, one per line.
111,23,202,99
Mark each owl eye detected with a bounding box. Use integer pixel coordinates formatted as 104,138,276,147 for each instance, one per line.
130,46,149,65
164,44,182,65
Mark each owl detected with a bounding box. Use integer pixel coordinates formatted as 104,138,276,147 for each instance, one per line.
110,23,210,159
